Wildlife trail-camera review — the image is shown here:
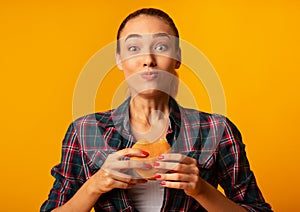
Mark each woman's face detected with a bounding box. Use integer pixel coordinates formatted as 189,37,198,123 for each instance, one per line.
117,15,180,97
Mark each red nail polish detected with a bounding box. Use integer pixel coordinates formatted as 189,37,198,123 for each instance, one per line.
158,155,164,160
145,164,152,169
142,151,149,156
154,174,161,179
160,181,166,186
154,161,160,166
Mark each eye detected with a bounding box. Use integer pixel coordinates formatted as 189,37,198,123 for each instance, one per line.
155,44,168,52
128,46,140,52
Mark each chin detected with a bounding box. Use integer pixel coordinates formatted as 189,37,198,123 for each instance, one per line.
131,89,168,99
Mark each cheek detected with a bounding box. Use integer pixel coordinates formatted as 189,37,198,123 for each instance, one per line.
121,59,139,76
157,57,177,72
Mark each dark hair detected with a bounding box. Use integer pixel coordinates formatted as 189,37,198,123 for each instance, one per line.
116,8,179,53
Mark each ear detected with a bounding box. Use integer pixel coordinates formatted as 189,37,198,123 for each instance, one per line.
115,53,123,70
175,47,181,69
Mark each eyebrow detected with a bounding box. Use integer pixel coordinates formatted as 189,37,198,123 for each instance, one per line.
125,34,143,42
124,33,171,42
153,33,171,39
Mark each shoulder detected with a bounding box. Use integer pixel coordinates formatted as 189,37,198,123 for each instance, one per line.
71,109,115,130
179,106,232,128
179,105,242,141
70,98,130,130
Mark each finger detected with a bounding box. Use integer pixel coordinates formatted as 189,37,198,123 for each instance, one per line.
113,148,149,159
154,161,199,174
159,180,197,191
105,177,144,190
112,180,135,189
104,169,147,184
155,172,198,182
105,160,152,170
159,153,197,165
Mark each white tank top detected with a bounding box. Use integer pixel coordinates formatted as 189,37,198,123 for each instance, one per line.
128,180,164,212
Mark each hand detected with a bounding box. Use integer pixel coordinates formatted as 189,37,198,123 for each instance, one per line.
153,153,203,197
89,148,150,195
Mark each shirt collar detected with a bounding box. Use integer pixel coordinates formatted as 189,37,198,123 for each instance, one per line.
104,97,182,134
100,97,202,153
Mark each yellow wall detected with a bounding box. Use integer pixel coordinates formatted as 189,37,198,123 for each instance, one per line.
1,0,299,211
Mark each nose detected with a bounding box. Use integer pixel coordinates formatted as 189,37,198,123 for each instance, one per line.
143,53,157,68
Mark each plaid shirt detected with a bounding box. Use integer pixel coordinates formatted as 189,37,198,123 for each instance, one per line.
41,98,272,212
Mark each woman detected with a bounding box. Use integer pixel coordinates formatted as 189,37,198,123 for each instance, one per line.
41,8,272,212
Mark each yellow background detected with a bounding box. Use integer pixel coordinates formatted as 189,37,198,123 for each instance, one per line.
1,0,299,211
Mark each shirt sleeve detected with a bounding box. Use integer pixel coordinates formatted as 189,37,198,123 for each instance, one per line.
40,123,87,212
217,117,272,212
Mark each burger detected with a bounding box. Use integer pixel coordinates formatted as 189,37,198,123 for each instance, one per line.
131,137,171,179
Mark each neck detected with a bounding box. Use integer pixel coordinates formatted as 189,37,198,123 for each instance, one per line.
129,93,170,141
130,93,169,123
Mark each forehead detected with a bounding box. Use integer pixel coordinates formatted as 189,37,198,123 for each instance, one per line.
119,15,175,39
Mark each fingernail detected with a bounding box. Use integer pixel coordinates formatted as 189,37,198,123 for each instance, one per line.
145,163,152,169
160,181,166,186
153,161,160,166
154,174,161,179
142,151,149,156
158,155,164,160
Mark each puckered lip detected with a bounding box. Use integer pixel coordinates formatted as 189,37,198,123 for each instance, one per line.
140,70,159,80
